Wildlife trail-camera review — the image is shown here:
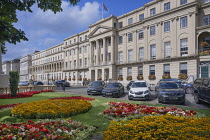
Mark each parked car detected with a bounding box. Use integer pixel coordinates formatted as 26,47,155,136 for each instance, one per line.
156,81,185,104
126,81,134,91
33,81,44,85
87,81,105,95
18,81,29,86
55,80,70,87
193,78,210,104
159,78,193,94
128,80,151,100
102,82,124,98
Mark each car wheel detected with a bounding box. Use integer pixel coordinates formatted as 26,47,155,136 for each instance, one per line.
180,101,185,105
194,93,202,104
158,97,161,103
185,87,193,94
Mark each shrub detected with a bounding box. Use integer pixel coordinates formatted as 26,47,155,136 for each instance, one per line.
9,71,19,97
11,99,92,119
103,116,210,140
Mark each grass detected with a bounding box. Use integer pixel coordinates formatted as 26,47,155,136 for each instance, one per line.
0,92,210,137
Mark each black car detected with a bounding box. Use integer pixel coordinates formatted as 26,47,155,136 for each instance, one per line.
159,78,194,94
33,81,44,85
102,82,124,98
55,80,70,87
193,78,210,104
156,81,185,104
87,81,105,95
126,81,134,91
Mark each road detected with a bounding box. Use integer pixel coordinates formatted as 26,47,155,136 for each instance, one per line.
56,86,210,110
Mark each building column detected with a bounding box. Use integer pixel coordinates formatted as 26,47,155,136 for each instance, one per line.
103,38,106,65
111,35,115,64
95,68,98,80
96,40,99,65
133,30,137,61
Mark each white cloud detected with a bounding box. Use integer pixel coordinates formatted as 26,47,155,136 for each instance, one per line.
2,1,101,61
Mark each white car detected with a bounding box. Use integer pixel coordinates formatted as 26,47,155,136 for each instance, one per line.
128,80,151,100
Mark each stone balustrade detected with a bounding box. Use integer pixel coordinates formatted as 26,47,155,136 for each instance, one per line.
1,85,56,94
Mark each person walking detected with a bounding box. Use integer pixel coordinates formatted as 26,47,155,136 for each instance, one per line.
62,82,65,92
82,81,85,87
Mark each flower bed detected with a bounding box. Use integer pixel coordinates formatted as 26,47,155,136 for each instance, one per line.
103,102,197,119
103,115,210,140
178,73,188,80
11,99,92,119
137,75,144,80
0,103,22,110
148,75,156,80
49,96,95,101
0,119,96,140
0,91,41,99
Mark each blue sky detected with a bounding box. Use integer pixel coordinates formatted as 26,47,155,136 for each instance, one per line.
2,0,152,62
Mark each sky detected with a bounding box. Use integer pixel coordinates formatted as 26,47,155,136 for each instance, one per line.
2,0,152,62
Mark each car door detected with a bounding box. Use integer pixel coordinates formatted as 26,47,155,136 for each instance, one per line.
206,79,210,101
200,79,208,98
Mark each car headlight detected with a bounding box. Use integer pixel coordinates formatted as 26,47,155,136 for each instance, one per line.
130,90,134,94
144,90,150,94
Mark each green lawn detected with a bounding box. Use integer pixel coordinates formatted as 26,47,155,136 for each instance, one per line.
0,92,210,136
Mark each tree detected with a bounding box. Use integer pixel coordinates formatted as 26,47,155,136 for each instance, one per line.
0,0,80,48
1,43,7,54
9,71,19,97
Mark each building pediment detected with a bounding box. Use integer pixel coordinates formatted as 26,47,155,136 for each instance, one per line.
89,25,112,37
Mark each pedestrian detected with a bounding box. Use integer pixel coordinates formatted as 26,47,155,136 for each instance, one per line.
62,82,65,92
82,81,85,87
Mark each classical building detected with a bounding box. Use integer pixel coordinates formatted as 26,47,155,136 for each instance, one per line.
19,55,32,81
29,0,210,86
2,58,20,75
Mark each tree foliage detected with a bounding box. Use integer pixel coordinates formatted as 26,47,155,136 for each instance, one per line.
9,71,19,97
0,0,80,47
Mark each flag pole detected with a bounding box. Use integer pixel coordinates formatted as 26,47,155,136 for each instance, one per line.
102,2,103,19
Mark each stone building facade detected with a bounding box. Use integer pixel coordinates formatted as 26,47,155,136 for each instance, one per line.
29,0,210,86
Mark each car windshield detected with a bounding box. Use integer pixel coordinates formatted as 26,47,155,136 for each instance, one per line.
159,83,178,89
131,82,147,88
90,82,103,86
106,83,119,88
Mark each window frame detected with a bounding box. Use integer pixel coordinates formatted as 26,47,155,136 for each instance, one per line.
128,18,133,25
139,14,144,21
164,21,170,32
180,62,188,74
149,65,155,75
150,8,156,16
150,44,156,60
163,64,170,74
180,16,188,28
138,30,144,39
128,49,133,63
150,26,156,36
119,36,123,44
164,41,171,58
164,2,170,11
128,33,133,42
180,38,188,56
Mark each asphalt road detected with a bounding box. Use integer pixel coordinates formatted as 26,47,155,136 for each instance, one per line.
56,86,210,110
